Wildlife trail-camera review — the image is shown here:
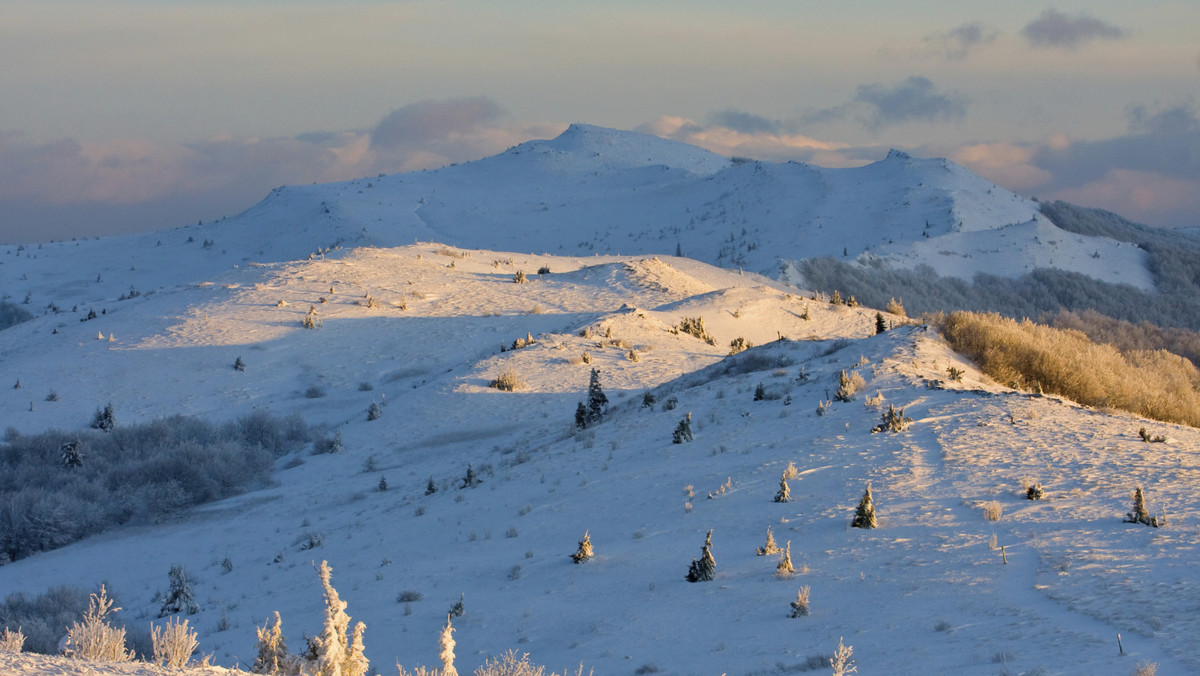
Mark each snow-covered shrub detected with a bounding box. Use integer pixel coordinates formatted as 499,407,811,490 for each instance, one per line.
1025,483,1045,500
789,586,810,617
305,385,327,399
150,616,197,667
234,356,246,372
641,391,656,408
571,532,593,564
63,585,133,662
852,484,878,529
513,270,527,284
830,637,855,676
295,532,325,551
314,430,344,455
489,370,525,392
58,440,84,469
982,501,1003,522
776,541,794,576
90,403,116,432
946,366,965,381
729,337,752,355
774,476,791,503
1134,660,1159,676
834,371,865,402
885,297,906,316
447,593,465,619
158,565,200,617
870,404,913,433
675,316,716,345
1138,427,1167,443
367,402,382,421
461,464,481,489
0,627,25,653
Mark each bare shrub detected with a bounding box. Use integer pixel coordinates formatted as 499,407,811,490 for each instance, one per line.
830,637,855,676
397,591,424,603
1133,660,1159,676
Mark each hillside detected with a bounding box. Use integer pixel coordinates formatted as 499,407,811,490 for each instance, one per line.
1,239,1197,675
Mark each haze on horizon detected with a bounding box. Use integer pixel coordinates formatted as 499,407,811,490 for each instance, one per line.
0,0,1197,244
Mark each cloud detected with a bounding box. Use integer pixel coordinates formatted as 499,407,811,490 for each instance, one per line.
0,97,556,243
705,110,782,135
850,76,967,129
1021,9,1127,50
370,96,505,151
1127,101,1199,135
925,21,999,60
638,115,869,167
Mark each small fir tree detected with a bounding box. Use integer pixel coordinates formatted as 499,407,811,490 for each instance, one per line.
571,531,593,564
871,404,913,433
774,475,791,503
59,440,84,469
834,371,864,402
311,561,369,676
439,615,458,676
789,586,811,618
685,530,716,582
672,413,694,444
513,270,526,284
776,541,794,576
252,611,288,675
574,402,589,430
754,382,765,401
641,391,656,408
366,402,382,421
852,484,878,529
159,565,200,617
461,464,481,488
875,312,887,334
1026,483,1045,500
234,356,246,372
91,403,116,432
425,476,438,495
586,368,607,423
447,593,465,619
1124,487,1161,527
378,476,388,492
756,527,780,556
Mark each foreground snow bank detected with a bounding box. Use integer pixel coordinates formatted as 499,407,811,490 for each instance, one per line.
0,654,251,676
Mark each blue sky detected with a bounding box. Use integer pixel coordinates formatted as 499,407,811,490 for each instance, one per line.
0,1,1197,242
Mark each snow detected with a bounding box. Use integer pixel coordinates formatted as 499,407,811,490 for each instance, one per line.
0,127,1194,676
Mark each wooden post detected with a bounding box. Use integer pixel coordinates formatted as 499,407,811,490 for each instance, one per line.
1001,546,1007,565
1117,633,1124,656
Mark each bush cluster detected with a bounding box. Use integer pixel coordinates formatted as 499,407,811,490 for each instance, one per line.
0,412,309,563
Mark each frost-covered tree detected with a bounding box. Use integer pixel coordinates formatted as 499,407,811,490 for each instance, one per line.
754,383,765,401
366,402,382,421
774,475,791,503
870,404,913,433
438,615,458,676
776,541,794,576
756,526,780,556
1026,483,1045,500
252,611,288,674
310,560,369,676
672,413,693,444
461,464,481,489
1125,487,1161,527
575,368,608,429
571,531,593,564
90,403,116,432
830,637,855,676
852,484,878,529
159,565,200,617
834,371,865,402
58,440,84,470
685,530,716,582
447,593,465,619
425,476,437,496
789,586,810,618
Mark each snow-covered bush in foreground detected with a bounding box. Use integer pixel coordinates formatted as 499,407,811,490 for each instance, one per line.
63,585,133,662
150,617,198,668
0,627,24,653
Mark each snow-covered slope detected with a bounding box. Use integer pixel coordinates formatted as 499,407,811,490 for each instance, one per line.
1,240,1197,675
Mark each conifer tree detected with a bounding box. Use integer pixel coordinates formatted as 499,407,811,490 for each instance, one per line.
852,484,878,529
439,615,458,676
875,312,887,334
159,565,199,617
311,560,368,676
571,531,593,564
252,611,288,675
1124,487,1161,527
789,586,811,618
425,476,438,495
672,413,694,444
574,402,589,430
586,368,607,423
91,403,116,432
59,440,84,469
756,526,780,556
366,402,382,421
754,383,765,401
774,475,791,503
234,356,246,372
776,541,794,576
686,530,716,582
461,464,481,488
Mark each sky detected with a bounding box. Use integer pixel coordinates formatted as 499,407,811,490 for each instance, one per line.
0,0,1197,243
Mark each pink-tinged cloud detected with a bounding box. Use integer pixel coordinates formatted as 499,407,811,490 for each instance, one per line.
950,142,1052,191
1050,169,1200,227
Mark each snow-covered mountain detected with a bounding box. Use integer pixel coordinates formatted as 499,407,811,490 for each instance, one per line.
0,126,1195,676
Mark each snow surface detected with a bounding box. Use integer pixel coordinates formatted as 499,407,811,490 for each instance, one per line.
0,127,1193,676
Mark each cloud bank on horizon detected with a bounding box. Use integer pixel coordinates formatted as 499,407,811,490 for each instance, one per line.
0,2,1196,243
